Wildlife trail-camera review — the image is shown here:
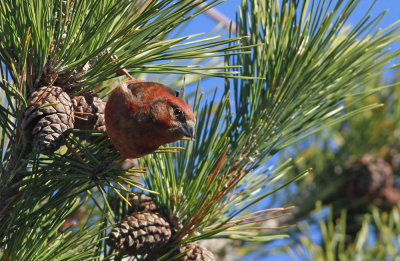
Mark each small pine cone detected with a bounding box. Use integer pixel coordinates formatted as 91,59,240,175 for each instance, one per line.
22,86,74,154
107,211,171,256
128,194,158,214
72,91,106,131
108,194,156,220
347,154,393,200
179,243,216,261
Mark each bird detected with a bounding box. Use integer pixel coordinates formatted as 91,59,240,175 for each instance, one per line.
105,80,196,158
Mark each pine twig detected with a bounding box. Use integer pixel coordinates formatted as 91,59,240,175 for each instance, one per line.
197,3,237,32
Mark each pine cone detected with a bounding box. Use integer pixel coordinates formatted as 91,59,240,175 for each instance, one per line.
128,194,158,214
179,243,216,261
72,91,106,131
22,86,74,154
347,154,393,201
107,211,171,256
108,194,157,222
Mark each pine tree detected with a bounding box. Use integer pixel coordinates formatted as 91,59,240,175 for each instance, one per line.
0,0,399,260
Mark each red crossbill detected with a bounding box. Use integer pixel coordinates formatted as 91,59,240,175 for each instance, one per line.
105,80,196,158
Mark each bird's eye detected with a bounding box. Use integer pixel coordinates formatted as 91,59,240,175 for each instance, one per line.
174,108,183,117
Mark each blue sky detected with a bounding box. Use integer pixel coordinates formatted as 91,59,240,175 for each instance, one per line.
177,0,400,94
192,0,400,44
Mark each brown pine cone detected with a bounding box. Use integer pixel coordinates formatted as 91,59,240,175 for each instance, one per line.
347,154,393,201
128,194,157,214
179,243,216,261
72,91,106,131
108,194,157,222
347,153,400,210
107,211,171,256
22,86,74,154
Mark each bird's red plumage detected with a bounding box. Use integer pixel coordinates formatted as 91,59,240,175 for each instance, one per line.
105,80,195,158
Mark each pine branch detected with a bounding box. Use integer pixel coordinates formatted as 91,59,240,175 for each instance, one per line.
142,0,400,258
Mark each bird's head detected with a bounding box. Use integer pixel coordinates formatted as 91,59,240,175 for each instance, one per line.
149,84,196,142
